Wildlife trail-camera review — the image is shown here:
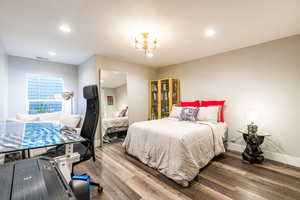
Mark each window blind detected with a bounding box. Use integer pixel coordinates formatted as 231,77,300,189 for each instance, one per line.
27,74,64,114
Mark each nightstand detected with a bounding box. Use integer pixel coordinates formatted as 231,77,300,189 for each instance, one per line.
237,130,271,164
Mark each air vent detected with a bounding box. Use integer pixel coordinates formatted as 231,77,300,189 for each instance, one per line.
36,56,49,60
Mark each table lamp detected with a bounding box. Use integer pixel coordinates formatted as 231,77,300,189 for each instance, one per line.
55,92,74,114
247,111,258,134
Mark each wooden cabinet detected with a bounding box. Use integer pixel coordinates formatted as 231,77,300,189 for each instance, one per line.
149,78,180,120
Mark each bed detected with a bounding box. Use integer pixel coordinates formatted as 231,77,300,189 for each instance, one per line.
122,118,227,186
102,116,129,134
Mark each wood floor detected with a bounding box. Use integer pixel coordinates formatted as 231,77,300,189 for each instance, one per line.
76,140,300,200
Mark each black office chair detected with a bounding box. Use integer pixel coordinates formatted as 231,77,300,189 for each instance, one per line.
44,85,102,193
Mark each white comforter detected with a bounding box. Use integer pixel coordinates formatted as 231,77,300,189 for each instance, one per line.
102,116,129,132
122,118,227,186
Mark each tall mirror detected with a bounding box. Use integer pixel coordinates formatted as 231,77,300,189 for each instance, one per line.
100,70,128,144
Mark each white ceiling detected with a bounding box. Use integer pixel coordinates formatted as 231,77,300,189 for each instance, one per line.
101,70,127,88
0,0,300,67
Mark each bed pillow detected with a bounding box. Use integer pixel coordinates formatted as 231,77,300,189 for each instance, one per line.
180,100,200,107
179,107,199,121
201,100,225,122
118,109,127,117
169,105,182,119
197,106,220,122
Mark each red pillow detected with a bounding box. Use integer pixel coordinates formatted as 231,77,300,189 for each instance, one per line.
180,100,200,107
201,100,225,122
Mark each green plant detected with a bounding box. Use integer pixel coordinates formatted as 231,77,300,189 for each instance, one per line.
37,103,47,113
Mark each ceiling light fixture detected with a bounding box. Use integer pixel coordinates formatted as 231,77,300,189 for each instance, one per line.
59,24,71,33
204,28,216,37
48,51,56,56
135,32,158,57
146,52,153,57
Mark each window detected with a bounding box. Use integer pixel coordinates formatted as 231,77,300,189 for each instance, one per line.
26,74,64,114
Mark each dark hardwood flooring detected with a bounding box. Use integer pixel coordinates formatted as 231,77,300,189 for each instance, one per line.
76,139,300,200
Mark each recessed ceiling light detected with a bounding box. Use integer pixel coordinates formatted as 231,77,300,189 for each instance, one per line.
59,24,71,33
204,28,216,37
48,51,56,56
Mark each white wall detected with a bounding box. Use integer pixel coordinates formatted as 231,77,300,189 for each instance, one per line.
101,84,128,118
77,56,101,146
102,87,117,118
115,83,128,111
158,35,300,159
7,56,78,117
77,56,98,115
0,42,8,121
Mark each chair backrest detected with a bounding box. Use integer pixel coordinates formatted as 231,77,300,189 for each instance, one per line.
80,85,99,161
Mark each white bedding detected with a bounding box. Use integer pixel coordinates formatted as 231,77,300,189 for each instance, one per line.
122,118,227,186
102,116,129,132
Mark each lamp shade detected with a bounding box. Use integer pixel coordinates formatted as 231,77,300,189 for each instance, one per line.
247,111,258,124
62,92,74,100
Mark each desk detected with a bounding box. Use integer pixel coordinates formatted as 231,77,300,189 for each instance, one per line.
0,122,85,181
0,157,76,200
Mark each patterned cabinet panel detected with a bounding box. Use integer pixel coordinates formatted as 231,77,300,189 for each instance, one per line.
149,78,180,120
149,80,159,120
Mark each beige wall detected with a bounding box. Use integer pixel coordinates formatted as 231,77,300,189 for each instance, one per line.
0,42,8,121
77,56,103,146
158,35,300,158
96,56,156,124
78,55,156,146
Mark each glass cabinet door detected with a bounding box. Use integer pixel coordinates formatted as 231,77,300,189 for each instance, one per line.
150,78,180,120
160,79,170,118
172,79,179,106
150,81,158,119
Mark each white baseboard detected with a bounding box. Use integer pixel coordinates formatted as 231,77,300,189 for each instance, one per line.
228,142,300,168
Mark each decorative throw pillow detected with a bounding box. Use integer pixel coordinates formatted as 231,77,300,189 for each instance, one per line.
169,105,182,118
179,107,199,121
118,109,127,117
197,106,220,122
180,100,200,107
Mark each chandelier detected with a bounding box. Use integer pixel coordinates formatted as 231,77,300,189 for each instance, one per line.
135,32,158,57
